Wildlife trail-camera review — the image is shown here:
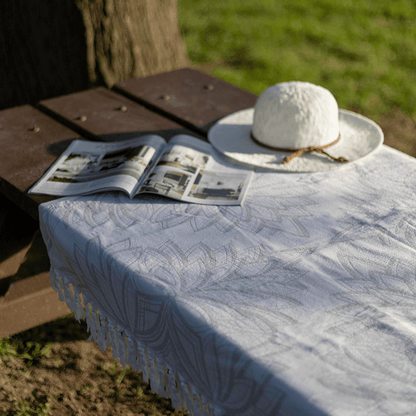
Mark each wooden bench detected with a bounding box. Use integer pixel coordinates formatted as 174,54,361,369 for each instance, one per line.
0,68,256,338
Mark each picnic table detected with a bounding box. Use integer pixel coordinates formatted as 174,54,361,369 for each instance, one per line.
1,68,416,415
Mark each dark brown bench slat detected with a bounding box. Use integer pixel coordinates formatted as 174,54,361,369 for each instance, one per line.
0,221,72,339
113,68,258,134
38,87,188,142
0,105,80,219
0,271,73,339
0,106,80,338
0,194,38,284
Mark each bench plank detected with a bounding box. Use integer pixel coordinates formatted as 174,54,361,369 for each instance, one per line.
0,195,38,283
113,68,257,134
0,227,71,338
38,87,187,142
0,105,80,218
0,106,81,338
0,272,72,339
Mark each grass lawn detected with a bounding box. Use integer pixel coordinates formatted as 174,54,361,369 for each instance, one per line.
178,0,416,122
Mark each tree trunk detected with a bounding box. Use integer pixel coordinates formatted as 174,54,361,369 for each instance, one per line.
0,0,189,110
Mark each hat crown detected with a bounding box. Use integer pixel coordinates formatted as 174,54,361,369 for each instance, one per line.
252,82,339,149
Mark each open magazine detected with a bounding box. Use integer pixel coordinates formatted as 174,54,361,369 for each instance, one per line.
29,134,253,205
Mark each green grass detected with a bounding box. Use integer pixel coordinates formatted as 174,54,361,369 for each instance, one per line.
178,0,416,120
0,336,51,364
0,333,56,416
0,313,74,369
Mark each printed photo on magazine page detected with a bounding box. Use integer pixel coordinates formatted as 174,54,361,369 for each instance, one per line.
29,135,165,197
136,134,253,205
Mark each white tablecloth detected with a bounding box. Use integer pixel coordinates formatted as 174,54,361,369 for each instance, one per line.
39,145,416,416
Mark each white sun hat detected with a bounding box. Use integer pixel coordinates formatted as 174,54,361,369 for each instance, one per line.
208,81,384,172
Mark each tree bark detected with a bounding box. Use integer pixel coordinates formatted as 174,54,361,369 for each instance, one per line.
0,0,189,110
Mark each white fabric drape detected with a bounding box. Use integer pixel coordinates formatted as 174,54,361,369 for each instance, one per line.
40,146,416,415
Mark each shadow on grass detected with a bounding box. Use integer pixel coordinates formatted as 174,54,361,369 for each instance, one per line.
9,313,89,345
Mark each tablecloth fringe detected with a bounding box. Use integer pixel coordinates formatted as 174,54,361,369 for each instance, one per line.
49,267,227,416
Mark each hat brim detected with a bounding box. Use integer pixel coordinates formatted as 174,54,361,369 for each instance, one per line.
208,108,383,172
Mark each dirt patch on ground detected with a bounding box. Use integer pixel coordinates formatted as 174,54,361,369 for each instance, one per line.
0,315,187,416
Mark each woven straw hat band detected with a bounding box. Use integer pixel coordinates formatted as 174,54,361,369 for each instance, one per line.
250,132,348,165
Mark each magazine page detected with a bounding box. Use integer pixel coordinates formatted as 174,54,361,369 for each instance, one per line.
136,134,253,205
29,135,166,197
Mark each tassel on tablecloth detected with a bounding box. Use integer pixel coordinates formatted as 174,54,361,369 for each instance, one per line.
152,355,163,397
142,346,151,384
74,288,86,322
50,267,65,302
169,366,181,409
98,314,112,351
130,337,143,374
